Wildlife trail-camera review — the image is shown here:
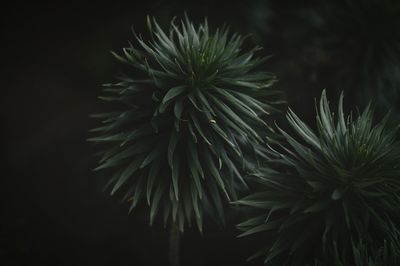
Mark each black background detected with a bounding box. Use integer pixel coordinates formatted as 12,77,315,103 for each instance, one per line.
1,1,365,265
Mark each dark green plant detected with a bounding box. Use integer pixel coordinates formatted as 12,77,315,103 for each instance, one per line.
89,16,281,233
312,231,400,266
236,90,400,265
312,223,400,266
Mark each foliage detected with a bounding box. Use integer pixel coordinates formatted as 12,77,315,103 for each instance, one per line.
89,16,281,232
312,232,400,266
236,90,400,265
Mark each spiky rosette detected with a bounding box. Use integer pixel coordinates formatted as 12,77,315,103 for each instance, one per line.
236,90,400,264
89,16,281,232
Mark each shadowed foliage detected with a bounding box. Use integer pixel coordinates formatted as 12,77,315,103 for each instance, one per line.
313,228,400,266
236,90,400,265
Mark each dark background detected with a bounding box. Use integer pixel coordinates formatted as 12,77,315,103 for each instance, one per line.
1,1,397,266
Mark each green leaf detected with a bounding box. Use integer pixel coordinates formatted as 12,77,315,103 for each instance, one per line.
162,85,186,104
331,189,343,200
150,180,166,225
111,156,144,195
168,129,179,168
146,161,161,205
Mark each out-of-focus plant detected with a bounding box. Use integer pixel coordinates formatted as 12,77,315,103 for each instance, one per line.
236,90,400,265
301,0,400,120
89,15,281,265
229,0,274,44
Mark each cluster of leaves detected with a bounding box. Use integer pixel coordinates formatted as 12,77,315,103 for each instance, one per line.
237,90,400,265
89,16,282,232
313,231,400,266
302,0,400,118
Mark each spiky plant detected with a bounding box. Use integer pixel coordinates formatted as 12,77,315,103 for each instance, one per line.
302,0,400,119
236,90,400,265
89,15,281,234
312,232,400,266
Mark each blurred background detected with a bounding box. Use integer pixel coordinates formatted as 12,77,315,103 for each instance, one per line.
1,1,399,265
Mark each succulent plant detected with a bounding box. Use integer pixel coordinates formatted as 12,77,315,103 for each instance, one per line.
236,90,400,265
89,16,281,232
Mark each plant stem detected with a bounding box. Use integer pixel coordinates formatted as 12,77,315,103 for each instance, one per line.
169,221,180,266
